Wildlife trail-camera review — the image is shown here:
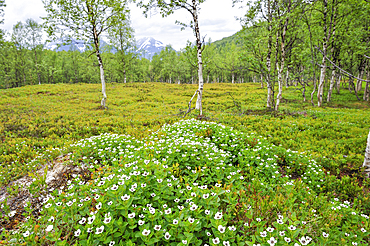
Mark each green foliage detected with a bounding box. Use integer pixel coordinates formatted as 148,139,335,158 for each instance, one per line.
1,119,370,245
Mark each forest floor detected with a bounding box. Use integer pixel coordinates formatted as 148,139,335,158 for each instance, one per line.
1,82,369,187
1,82,370,245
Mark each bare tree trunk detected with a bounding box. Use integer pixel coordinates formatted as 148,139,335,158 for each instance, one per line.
34,50,41,85
266,0,273,109
193,0,204,115
231,73,235,84
364,67,369,101
92,29,107,108
327,69,336,102
260,74,263,88
336,73,341,94
285,68,289,88
356,65,365,92
364,129,370,178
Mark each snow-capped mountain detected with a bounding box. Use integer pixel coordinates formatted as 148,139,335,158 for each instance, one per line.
45,38,87,52
44,37,167,59
136,37,166,59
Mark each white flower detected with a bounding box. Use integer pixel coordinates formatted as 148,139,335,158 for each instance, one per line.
223,241,230,246
8,210,16,217
299,236,311,245
256,218,261,222
361,228,367,233
45,225,53,232
260,231,267,237
154,225,162,231
228,226,236,231
165,208,172,214
190,204,198,211
88,215,95,224
203,193,209,199
138,220,145,226
142,229,151,236
212,237,220,244
218,225,226,233
322,232,329,238
104,217,112,224
284,237,291,243
109,241,115,246
182,240,188,244
79,217,86,224
288,225,296,230
277,219,283,224
23,231,30,237
164,232,171,239
267,227,274,232
352,242,358,245
188,217,195,223
121,194,130,201
96,225,104,234
267,237,277,246
214,212,223,220
128,212,135,219
74,229,81,237
96,202,102,210
279,231,285,236
173,219,179,224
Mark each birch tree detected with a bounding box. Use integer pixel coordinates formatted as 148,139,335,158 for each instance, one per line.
364,129,370,178
25,19,43,85
42,0,129,108
107,18,136,84
138,0,206,115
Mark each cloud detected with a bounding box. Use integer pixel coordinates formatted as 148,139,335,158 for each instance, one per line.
2,0,245,50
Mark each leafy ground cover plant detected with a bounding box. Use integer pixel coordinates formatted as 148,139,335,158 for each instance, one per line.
1,119,369,246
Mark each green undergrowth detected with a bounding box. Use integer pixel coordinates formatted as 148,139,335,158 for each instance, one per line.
1,119,370,246
0,83,369,189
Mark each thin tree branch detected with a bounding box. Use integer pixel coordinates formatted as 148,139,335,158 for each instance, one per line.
315,46,370,82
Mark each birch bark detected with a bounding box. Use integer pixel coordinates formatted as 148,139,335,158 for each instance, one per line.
364,129,370,178
317,0,329,107
266,0,273,109
327,69,336,102
364,67,369,101
193,0,204,115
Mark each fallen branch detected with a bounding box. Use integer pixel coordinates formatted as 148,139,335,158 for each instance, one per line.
183,89,199,118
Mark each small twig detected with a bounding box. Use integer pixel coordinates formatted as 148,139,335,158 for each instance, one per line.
183,89,199,118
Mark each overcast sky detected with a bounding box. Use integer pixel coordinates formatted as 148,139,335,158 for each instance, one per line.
2,0,245,50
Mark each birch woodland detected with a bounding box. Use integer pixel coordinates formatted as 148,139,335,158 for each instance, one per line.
42,0,129,108
138,0,206,115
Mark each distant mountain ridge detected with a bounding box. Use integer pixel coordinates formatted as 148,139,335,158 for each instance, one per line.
44,37,167,60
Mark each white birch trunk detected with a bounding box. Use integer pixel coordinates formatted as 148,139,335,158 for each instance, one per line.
327,69,336,102
260,74,263,88
364,129,370,178
99,59,107,108
364,69,369,101
317,0,328,107
193,0,204,115
356,70,364,92
317,50,327,107
266,0,273,109
336,74,341,94
285,69,289,88
275,62,283,111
